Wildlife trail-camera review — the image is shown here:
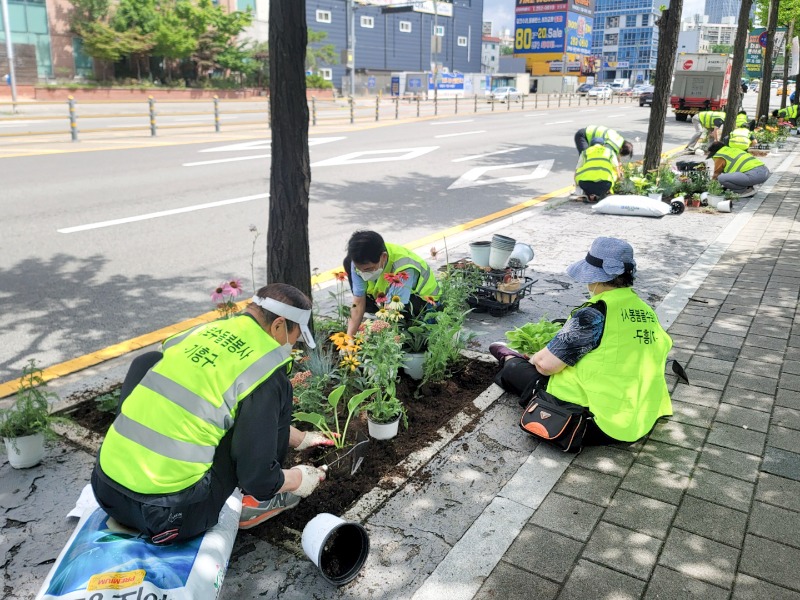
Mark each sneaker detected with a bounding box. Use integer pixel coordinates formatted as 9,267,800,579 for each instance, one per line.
738,187,756,198
239,492,301,529
489,342,527,364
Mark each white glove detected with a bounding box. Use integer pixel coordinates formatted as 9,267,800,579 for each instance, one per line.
296,431,334,451
292,465,326,498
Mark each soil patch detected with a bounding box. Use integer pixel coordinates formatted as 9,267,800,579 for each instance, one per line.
53,359,498,539
58,383,121,434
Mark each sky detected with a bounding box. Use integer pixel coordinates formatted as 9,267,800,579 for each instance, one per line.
482,0,707,36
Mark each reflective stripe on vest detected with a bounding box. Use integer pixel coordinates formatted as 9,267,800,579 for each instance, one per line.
575,145,617,184
715,146,762,173
585,126,623,153
735,114,748,128
545,287,673,442
729,128,752,150
698,111,726,128
365,242,441,300
779,105,798,119
100,315,290,493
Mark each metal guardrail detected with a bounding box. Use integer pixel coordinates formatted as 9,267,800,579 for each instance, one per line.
0,93,637,141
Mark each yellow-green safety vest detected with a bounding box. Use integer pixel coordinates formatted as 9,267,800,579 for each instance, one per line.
735,113,748,128
100,315,291,494
728,127,753,151
715,146,763,173
365,242,441,300
585,125,624,154
575,144,618,184
778,105,798,120
546,287,673,441
698,111,726,129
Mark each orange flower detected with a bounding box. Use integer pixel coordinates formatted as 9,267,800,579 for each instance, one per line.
334,271,347,281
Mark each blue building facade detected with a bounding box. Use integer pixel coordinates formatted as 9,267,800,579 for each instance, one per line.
590,0,659,84
306,0,483,93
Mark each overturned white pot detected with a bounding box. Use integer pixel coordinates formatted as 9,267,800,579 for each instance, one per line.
302,513,370,586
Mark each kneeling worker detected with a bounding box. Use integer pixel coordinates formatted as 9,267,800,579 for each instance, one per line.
773,104,799,126
575,140,621,203
687,110,725,153
725,120,756,151
92,283,331,543
344,230,441,337
574,125,633,157
706,141,770,198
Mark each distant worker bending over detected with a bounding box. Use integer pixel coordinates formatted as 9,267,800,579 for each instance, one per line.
574,125,633,157
574,139,621,203
686,110,725,153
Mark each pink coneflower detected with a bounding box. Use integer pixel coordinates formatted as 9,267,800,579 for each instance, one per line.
225,279,243,298
375,292,388,305
211,283,227,303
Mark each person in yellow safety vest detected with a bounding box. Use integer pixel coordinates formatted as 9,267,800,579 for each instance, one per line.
344,230,441,337
687,110,726,152
706,141,771,198
574,142,621,203
574,125,634,157
489,237,673,444
735,110,749,128
773,104,799,125
92,283,334,543
726,120,756,151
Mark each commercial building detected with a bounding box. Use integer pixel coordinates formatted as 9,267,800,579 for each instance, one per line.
703,0,737,25
482,35,500,72
591,0,660,84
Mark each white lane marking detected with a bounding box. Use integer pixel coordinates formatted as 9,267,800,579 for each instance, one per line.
608,114,625,117
171,117,208,123
0,120,45,127
311,146,438,167
448,159,554,190
434,130,486,139
580,109,597,112
431,119,475,125
452,147,523,163
58,194,268,233
523,112,546,117
199,136,344,153
183,154,270,167
544,120,573,125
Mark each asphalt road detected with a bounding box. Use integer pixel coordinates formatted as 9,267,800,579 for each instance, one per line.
0,92,779,381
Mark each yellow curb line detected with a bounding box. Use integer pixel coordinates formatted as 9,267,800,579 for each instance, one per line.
0,140,684,398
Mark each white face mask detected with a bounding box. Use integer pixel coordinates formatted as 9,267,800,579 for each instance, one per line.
278,322,294,359
587,283,601,297
356,259,385,282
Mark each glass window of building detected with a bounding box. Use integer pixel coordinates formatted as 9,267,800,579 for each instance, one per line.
434,25,445,36
319,68,332,80
605,33,618,44
0,0,53,78
316,9,331,23
400,20,412,33
237,0,255,10
360,16,374,28
625,14,636,26
458,36,468,46
606,16,619,28
641,14,650,26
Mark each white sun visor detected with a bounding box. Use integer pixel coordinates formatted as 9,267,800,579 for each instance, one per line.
251,295,316,349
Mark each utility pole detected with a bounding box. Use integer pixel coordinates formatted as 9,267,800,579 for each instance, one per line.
756,0,780,121
347,0,355,97
1,0,18,110
433,0,439,106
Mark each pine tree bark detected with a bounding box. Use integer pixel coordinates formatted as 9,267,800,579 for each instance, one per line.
643,0,683,173
266,0,312,298
757,0,781,121
721,0,754,140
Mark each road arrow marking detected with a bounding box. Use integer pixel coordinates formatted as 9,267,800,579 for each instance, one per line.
435,130,486,138
311,146,438,167
453,147,523,163
199,136,345,153
183,154,270,167
448,159,554,190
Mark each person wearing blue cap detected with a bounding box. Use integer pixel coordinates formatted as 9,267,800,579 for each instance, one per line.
92,283,332,543
490,237,674,444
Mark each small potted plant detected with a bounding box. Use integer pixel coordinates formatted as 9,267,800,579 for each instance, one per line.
0,360,59,469
689,193,702,208
401,307,431,381
706,179,725,209
365,393,407,440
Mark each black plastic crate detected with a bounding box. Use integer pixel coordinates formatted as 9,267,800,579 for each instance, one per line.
467,276,537,317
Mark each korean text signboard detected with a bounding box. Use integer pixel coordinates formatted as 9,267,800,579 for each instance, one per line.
515,12,566,53
566,12,592,54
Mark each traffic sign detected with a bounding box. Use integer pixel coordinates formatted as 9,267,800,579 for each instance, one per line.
682,59,694,70
759,31,768,48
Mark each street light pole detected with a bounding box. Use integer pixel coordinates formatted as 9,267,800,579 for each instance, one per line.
347,0,356,97
433,0,439,105
1,0,18,110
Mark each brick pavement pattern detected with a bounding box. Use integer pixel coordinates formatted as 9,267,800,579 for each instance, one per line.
476,160,800,600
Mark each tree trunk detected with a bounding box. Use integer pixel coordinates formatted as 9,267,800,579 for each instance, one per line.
781,19,794,109
757,0,781,121
266,0,311,298
722,0,754,140
643,1,683,173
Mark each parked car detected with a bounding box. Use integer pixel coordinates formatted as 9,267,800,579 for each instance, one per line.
614,86,633,96
587,86,612,99
488,86,522,103
576,83,594,96
638,85,655,107
631,84,649,96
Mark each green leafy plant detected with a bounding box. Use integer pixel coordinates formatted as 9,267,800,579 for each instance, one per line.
403,305,432,353
94,387,121,414
723,189,739,201
505,319,564,355
0,360,60,444
359,320,407,423
293,386,377,449
365,392,407,426
706,179,725,196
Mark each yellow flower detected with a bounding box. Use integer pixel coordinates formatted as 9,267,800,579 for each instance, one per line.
376,307,390,320
340,354,360,371
386,309,403,322
329,332,353,350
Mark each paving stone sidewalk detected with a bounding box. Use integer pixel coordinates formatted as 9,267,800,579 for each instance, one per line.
470,154,800,600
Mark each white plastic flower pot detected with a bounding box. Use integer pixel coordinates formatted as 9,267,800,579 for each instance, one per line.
302,513,370,586
706,194,724,209
507,242,535,268
717,200,732,213
402,352,426,381
468,241,491,268
647,193,663,202
367,415,400,440
4,433,45,469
